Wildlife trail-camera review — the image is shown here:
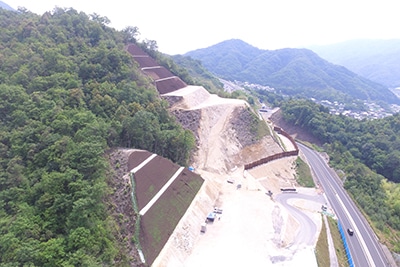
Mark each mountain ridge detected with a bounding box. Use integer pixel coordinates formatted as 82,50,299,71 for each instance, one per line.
307,39,400,88
0,1,15,11
185,39,400,105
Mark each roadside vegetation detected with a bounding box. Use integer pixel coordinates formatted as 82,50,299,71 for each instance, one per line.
327,217,350,267
280,98,400,252
295,156,315,187
315,215,330,267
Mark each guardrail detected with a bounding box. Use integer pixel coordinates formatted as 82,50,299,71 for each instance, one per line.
337,220,355,267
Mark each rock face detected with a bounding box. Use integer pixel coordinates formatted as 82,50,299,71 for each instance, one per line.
269,109,323,146
171,109,202,142
230,106,261,148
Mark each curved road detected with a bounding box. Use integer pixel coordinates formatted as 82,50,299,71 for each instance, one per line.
275,193,325,248
298,143,389,267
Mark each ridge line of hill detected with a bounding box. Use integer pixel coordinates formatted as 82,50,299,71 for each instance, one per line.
184,39,400,105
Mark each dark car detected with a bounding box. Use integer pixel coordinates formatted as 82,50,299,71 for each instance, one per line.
347,228,354,236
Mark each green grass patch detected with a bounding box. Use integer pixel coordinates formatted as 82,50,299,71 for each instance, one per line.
315,215,330,267
255,117,270,139
139,171,204,265
327,217,350,267
295,156,315,187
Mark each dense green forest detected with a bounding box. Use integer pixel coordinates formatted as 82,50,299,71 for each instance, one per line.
0,7,195,266
280,98,400,251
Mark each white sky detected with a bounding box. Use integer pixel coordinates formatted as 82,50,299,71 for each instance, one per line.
8,0,400,55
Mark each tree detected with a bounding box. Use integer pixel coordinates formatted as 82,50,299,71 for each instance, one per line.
129,110,160,151
143,39,158,51
122,26,140,43
89,13,110,26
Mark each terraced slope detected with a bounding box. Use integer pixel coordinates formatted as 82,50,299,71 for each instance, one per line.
128,150,204,266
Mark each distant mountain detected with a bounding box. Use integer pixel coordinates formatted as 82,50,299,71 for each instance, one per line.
0,1,15,11
185,39,400,104
308,39,400,88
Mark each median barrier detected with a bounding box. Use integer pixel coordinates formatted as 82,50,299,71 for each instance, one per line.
338,220,355,267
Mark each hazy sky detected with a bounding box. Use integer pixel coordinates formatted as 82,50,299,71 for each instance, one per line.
8,0,400,55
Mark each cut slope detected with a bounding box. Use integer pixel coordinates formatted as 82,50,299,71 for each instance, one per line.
163,85,282,174
126,43,320,266
126,44,187,94
152,85,288,266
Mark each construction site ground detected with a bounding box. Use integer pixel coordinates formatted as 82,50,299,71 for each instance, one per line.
153,86,329,266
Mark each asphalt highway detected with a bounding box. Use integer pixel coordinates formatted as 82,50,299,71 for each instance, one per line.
298,143,389,267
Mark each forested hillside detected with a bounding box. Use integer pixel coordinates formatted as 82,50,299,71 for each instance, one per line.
0,7,194,266
279,99,400,252
185,39,399,105
171,55,224,94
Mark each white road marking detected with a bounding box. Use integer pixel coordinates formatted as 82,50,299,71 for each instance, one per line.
336,193,375,267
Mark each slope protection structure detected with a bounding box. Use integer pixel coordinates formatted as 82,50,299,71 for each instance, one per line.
126,43,306,266
127,150,204,266
126,44,187,94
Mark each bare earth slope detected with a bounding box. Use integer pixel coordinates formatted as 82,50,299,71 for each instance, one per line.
153,86,324,266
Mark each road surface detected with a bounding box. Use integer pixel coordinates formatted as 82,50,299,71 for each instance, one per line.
275,192,325,248
298,143,389,267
